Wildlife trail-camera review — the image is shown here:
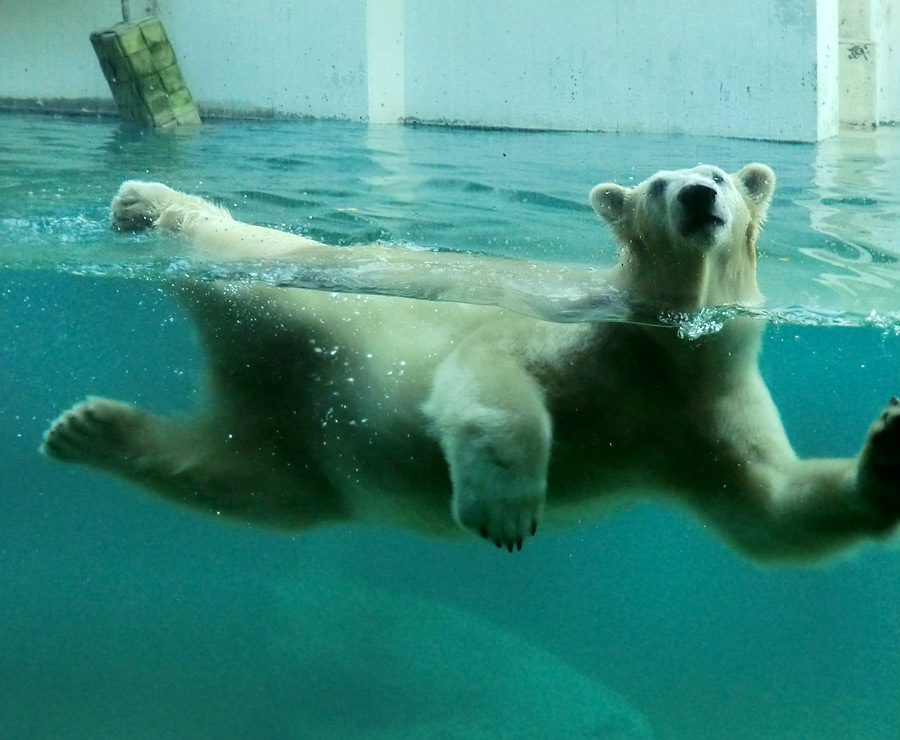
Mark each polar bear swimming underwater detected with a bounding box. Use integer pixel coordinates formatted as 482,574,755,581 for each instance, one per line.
41,164,900,560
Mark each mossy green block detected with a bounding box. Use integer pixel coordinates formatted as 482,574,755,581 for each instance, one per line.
136,73,164,95
138,17,168,46
131,104,154,126
111,53,133,84
117,89,153,126
158,65,186,94
152,108,177,128
149,43,176,70
147,91,168,111
108,83,136,111
129,48,155,76
128,107,154,127
168,88,195,109
116,25,147,55
91,16,200,127
173,107,202,125
90,33,117,77
144,87,172,116
90,31,118,57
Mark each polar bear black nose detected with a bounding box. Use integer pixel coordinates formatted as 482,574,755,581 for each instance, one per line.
678,184,717,213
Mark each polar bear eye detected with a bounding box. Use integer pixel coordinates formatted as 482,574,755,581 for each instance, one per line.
648,179,666,198
711,172,725,185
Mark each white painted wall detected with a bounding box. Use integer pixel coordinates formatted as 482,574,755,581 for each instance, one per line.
0,0,117,104
366,0,406,123
0,0,895,139
403,0,838,141
816,0,842,138
159,0,369,120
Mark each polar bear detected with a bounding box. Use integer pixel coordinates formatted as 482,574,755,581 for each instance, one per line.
41,164,900,560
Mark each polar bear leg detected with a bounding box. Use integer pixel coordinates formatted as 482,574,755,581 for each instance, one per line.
695,398,900,560
111,180,229,232
110,180,327,260
424,347,551,551
40,397,323,527
765,398,900,557
41,396,165,468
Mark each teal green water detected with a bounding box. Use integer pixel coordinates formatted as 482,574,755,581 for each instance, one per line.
1,112,900,739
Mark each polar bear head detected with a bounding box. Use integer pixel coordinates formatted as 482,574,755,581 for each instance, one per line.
590,164,775,311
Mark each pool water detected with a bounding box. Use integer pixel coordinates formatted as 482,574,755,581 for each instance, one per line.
1,112,899,739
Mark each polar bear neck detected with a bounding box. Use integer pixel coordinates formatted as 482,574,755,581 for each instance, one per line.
618,227,763,312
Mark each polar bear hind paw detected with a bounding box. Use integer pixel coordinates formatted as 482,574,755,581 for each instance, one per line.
41,397,150,468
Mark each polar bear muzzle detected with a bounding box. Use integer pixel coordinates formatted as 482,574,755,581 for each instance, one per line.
675,182,727,238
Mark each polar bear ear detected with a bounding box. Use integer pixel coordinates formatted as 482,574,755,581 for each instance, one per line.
590,183,629,224
735,163,776,220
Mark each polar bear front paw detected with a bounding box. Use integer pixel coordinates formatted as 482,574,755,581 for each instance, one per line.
110,180,183,231
858,396,900,525
454,488,544,552
41,397,151,469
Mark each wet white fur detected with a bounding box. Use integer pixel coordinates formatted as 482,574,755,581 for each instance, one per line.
42,166,900,559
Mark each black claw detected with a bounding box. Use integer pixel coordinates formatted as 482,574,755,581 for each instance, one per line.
506,541,514,553
493,539,502,548
531,521,537,536
516,538,523,551
480,525,489,538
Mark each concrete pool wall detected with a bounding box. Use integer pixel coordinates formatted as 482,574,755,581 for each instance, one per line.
1,0,898,140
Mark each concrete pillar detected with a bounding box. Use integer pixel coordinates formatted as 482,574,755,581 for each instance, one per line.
366,0,405,124
817,0,842,140
873,0,900,122
839,0,879,126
